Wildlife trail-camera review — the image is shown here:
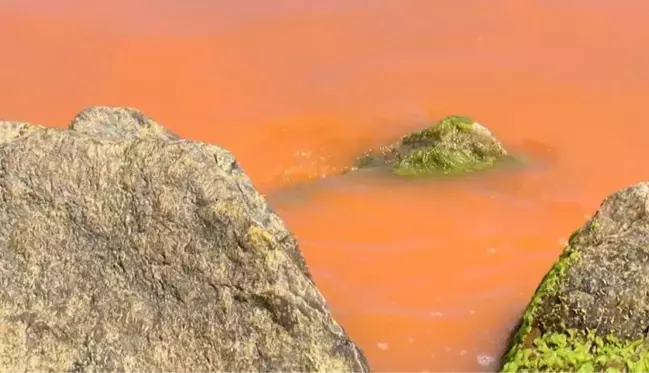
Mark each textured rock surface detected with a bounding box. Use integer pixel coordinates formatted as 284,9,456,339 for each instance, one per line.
501,182,649,372
352,115,508,176
0,106,370,372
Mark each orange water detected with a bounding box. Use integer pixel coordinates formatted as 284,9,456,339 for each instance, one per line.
2,1,649,371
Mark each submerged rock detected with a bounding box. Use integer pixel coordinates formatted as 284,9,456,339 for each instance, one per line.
500,182,649,373
353,115,508,176
0,106,370,372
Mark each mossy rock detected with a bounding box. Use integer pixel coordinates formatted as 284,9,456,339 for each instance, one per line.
500,182,649,373
352,115,508,176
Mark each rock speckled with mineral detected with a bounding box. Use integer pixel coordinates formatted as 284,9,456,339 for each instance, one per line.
0,106,370,373
353,115,507,176
501,182,649,372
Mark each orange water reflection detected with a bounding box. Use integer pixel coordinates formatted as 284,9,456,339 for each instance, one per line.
1,0,649,371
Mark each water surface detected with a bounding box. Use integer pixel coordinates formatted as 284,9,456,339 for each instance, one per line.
2,0,649,371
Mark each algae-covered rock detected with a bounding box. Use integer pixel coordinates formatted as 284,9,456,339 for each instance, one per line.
501,182,649,373
353,115,507,176
0,107,370,372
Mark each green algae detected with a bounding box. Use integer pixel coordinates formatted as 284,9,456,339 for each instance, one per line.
502,329,649,373
353,115,508,176
588,218,601,232
392,147,498,176
400,115,475,145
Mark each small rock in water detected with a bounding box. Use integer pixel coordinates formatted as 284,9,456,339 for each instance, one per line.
351,115,509,176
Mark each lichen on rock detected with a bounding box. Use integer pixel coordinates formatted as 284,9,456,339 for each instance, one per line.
500,182,649,373
352,115,508,176
0,106,371,373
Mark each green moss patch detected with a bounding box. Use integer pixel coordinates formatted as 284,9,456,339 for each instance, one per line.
502,329,649,373
393,146,499,176
400,115,475,145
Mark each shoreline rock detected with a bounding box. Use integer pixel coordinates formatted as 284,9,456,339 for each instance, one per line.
501,182,649,372
0,106,370,372
350,115,509,176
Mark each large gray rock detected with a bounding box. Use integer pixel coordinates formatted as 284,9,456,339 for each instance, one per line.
0,107,370,372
